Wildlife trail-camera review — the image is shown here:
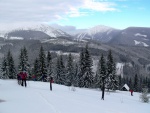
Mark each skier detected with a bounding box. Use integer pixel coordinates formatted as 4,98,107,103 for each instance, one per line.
42,74,47,82
32,75,36,81
17,72,21,85
50,77,54,91
21,71,27,87
130,89,133,96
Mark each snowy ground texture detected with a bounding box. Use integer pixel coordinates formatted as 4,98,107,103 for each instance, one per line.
0,79,150,113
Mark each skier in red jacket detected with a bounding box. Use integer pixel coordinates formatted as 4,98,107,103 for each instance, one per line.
21,71,27,87
129,89,133,96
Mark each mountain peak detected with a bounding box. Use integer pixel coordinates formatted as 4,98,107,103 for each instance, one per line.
88,25,115,35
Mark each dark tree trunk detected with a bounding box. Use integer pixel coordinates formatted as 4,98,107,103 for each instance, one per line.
101,78,105,100
50,82,52,91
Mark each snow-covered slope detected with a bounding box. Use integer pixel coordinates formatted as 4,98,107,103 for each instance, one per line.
3,24,70,39
19,24,70,38
0,79,149,113
109,27,150,47
75,25,120,42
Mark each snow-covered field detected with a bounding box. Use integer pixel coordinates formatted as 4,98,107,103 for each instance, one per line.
0,79,150,113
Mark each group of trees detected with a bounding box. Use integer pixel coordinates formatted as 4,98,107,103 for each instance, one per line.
0,45,118,90
1,45,150,94
119,74,150,92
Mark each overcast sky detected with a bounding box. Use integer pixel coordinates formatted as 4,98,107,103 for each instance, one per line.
0,0,150,30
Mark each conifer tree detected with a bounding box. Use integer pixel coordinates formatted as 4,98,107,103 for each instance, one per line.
55,55,65,84
18,47,29,72
134,74,139,92
78,48,85,87
83,44,94,88
106,50,118,90
99,54,107,100
38,46,47,81
47,51,53,77
1,57,9,79
33,58,39,78
66,53,74,86
7,50,16,79
129,77,133,89
73,63,79,87
118,76,122,89
95,54,106,89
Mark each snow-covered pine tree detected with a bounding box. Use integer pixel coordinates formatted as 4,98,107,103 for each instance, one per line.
7,50,16,79
118,76,122,89
73,63,79,87
83,44,94,88
38,46,47,81
66,53,74,86
47,51,53,78
55,55,65,85
94,72,100,88
78,48,85,87
1,57,9,79
33,58,39,78
134,74,139,92
106,50,118,90
140,88,149,103
55,56,61,84
129,77,133,90
59,55,66,85
95,54,106,89
99,54,107,100
18,47,29,73
23,47,30,72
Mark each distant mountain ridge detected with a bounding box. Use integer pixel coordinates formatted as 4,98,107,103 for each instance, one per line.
1,24,150,47
75,25,120,43
75,26,150,47
2,24,71,40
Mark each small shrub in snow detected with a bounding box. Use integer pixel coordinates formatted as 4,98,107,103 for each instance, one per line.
140,88,149,103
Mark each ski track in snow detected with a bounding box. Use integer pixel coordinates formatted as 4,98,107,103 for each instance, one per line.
0,80,150,113
37,92,62,113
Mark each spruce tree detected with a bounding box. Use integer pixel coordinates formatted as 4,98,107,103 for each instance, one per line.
38,46,47,81
83,44,94,88
78,48,85,87
95,54,106,89
7,50,16,79
134,74,139,92
99,54,107,100
1,57,9,79
106,50,118,90
55,55,65,85
59,55,66,84
33,58,39,78
73,63,79,87
47,51,53,78
118,76,122,89
129,77,133,90
18,47,29,72
66,53,74,86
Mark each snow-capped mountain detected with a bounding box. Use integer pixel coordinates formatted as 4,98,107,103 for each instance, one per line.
75,25,150,47
75,25,120,43
3,24,71,40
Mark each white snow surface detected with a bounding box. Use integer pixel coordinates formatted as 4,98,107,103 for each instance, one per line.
116,63,124,77
135,33,147,37
134,40,149,47
9,37,24,40
0,80,150,113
